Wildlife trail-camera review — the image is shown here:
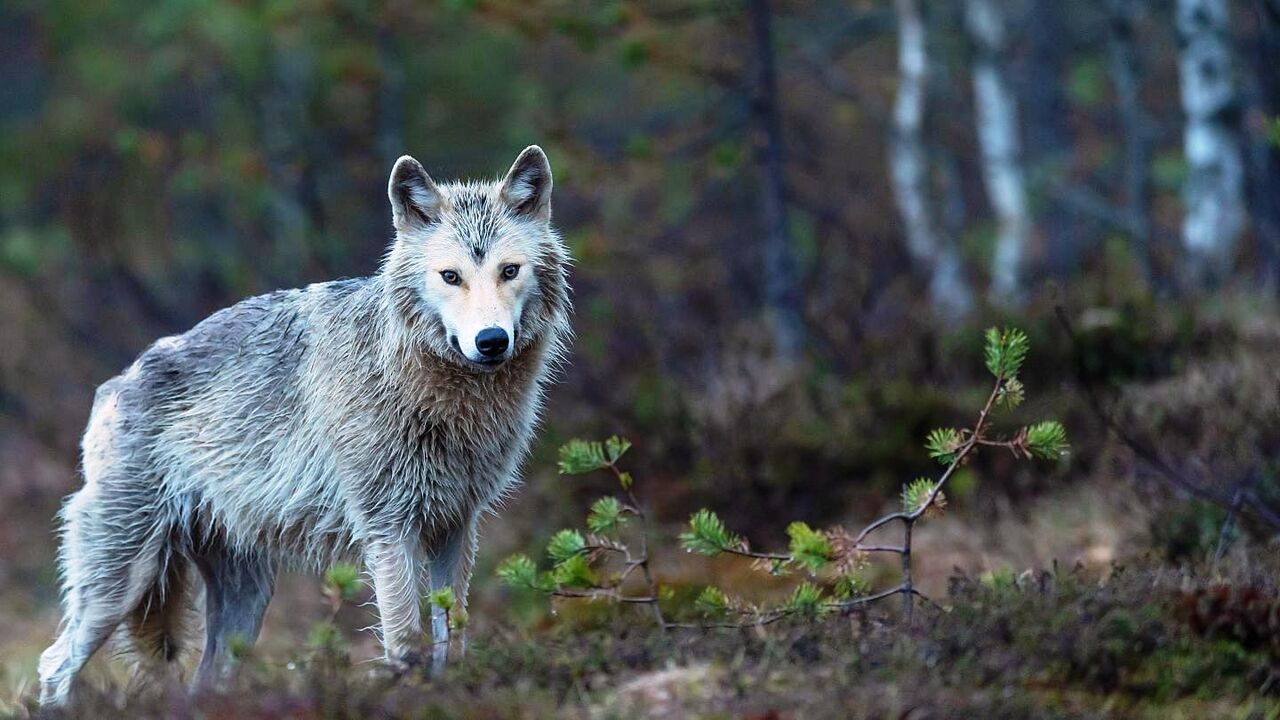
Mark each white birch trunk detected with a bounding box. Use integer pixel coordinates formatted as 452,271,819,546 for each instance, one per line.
889,0,974,316
1176,0,1246,281
965,0,1031,303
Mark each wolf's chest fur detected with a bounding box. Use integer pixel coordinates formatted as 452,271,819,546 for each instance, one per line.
351,345,545,527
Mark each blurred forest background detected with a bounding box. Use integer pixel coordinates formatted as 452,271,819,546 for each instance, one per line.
2,0,1280,712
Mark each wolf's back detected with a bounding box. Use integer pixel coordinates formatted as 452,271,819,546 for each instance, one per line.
106,285,312,438
82,279,376,560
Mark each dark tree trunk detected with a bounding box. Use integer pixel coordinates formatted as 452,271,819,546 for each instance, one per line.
1246,0,1280,290
1022,0,1079,278
1107,0,1155,280
748,0,804,358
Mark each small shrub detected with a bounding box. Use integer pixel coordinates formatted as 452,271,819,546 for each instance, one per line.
499,327,1069,628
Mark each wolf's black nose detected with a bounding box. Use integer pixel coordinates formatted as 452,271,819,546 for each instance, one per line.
475,328,509,358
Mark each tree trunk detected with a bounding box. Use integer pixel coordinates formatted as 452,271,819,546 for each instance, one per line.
889,0,974,318
1175,0,1246,284
1107,0,1155,280
964,0,1031,303
1245,0,1280,290
748,0,804,358
1023,0,1079,278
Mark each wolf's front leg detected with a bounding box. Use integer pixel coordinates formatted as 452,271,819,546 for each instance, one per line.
365,538,425,667
428,518,477,675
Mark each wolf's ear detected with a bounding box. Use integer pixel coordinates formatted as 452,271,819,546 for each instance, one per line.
388,155,445,233
500,145,553,221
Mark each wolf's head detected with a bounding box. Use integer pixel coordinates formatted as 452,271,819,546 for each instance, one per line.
382,146,571,373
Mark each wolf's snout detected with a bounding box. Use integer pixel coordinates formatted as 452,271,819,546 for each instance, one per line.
475,327,509,358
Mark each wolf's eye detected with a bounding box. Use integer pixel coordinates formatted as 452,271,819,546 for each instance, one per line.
440,270,461,286
501,264,520,281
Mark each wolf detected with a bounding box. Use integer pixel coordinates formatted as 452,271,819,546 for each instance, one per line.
36,146,571,707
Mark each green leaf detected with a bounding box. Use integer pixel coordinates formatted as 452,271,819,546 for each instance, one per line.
901,477,936,514
558,436,631,475
783,581,828,618
546,529,588,564
428,587,455,611
679,509,743,556
587,496,627,535
832,573,870,601
557,439,609,475
925,428,963,465
308,621,345,653
496,554,541,591
551,554,597,588
604,436,632,463
997,376,1025,409
323,563,362,601
786,522,834,572
1026,421,1069,460
984,327,1030,380
694,586,729,617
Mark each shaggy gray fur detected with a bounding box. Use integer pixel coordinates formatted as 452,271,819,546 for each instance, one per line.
37,146,571,706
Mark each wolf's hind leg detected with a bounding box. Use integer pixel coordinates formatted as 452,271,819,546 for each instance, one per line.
38,615,118,707
192,547,276,689
38,556,166,705
39,483,168,707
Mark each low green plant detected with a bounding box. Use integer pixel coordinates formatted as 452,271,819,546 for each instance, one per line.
498,327,1069,627
496,434,666,624
308,562,365,664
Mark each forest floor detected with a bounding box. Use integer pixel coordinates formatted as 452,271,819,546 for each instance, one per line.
4,549,1278,719
1,474,1276,720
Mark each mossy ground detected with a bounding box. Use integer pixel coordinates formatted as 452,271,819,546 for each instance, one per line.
10,556,1279,719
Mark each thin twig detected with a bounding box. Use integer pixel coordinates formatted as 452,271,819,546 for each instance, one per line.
609,462,667,628
1214,487,1246,564
718,546,794,562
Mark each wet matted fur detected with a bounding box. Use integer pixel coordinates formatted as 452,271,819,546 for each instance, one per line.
37,146,572,706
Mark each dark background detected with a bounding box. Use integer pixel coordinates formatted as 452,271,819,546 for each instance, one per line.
1,0,1278,696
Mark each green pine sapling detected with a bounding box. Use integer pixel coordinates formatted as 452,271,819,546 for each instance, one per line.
498,328,1069,628
496,435,667,625
310,562,363,657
